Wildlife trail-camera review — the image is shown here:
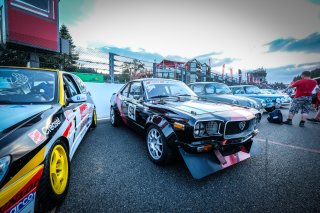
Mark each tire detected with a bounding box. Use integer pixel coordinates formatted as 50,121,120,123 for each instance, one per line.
146,125,174,165
91,108,97,128
266,106,275,113
36,140,70,212
110,106,121,127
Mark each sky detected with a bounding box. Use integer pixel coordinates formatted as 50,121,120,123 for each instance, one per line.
59,0,320,83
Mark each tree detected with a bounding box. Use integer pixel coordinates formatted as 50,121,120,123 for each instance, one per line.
120,59,145,82
0,47,29,66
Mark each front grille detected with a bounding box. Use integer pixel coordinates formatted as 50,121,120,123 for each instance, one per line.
225,120,251,135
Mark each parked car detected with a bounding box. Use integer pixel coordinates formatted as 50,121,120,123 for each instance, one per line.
110,78,260,179
189,82,264,117
230,85,286,112
260,89,291,107
0,67,97,212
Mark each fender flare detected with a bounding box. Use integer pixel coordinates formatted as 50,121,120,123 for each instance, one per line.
145,115,177,146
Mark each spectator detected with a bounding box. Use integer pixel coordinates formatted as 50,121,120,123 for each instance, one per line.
307,86,320,123
283,71,317,127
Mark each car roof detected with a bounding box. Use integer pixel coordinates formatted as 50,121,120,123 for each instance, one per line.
229,85,254,87
189,82,224,85
131,78,183,83
0,66,60,72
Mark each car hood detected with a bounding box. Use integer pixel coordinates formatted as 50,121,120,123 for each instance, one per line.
162,100,256,121
0,105,52,132
247,94,284,98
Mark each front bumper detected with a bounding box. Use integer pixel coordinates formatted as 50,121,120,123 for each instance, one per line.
0,165,44,213
179,138,261,179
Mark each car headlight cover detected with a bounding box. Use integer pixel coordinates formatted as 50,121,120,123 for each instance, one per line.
281,97,285,102
261,100,267,107
206,121,219,135
266,98,272,103
194,121,219,137
276,98,281,103
194,122,205,137
0,156,10,183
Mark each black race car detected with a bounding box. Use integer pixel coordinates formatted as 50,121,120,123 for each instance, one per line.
0,67,97,212
110,78,260,179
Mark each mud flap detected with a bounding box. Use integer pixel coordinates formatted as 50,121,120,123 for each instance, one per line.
179,140,261,179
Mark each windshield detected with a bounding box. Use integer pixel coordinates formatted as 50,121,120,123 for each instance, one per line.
144,79,196,99
245,86,261,94
0,68,57,104
205,83,232,94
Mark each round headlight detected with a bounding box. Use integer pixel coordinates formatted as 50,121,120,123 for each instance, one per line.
206,121,219,135
0,156,10,183
276,98,281,103
194,122,205,136
281,98,285,102
266,98,272,103
261,100,266,107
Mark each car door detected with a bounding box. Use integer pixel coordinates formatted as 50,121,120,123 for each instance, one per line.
62,74,88,148
116,83,130,122
126,81,145,130
72,75,95,128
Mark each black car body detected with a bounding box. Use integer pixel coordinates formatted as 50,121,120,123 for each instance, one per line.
189,82,264,116
0,67,97,212
110,79,260,179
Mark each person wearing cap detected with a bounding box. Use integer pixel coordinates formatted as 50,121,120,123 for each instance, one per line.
283,71,317,127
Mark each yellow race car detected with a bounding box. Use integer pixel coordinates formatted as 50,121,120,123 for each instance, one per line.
0,67,97,212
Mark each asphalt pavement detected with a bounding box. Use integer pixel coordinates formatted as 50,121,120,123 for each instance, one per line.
58,108,320,213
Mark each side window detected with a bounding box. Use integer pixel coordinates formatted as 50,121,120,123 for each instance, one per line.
63,75,80,99
128,82,142,99
205,85,215,94
193,84,204,94
121,83,130,97
73,75,87,94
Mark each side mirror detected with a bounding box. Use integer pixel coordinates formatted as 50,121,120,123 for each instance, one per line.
67,94,87,103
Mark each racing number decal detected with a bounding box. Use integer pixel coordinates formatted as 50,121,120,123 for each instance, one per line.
128,103,136,121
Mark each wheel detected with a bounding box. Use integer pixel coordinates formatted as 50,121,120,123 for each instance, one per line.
91,108,97,128
110,106,121,127
146,125,174,165
265,106,275,113
36,140,70,212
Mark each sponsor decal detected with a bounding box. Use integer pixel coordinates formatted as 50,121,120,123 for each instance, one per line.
6,190,36,213
63,122,72,137
41,118,61,136
28,130,46,145
0,167,43,213
64,110,75,121
79,104,88,120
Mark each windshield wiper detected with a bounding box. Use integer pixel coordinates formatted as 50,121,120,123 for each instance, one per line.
149,95,171,99
177,94,192,97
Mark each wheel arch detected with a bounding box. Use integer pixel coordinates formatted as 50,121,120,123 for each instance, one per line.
145,115,177,144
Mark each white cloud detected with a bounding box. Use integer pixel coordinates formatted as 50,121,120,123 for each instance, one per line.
63,0,320,73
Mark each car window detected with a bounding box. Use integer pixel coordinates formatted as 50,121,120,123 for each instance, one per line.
232,87,245,94
245,86,261,94
63,75,80,99
192,84,204,94
73,75,87,94
0,68,57,104
121,83,130,97
128,82,142,99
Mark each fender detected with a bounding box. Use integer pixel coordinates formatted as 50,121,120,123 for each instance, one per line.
145,115,177,145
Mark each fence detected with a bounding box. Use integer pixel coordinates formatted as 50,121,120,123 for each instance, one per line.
0,46,269,87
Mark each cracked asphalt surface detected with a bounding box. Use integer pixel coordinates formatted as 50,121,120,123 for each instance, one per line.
58,109,320,213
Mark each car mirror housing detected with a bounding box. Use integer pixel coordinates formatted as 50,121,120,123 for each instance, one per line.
66,94,87,103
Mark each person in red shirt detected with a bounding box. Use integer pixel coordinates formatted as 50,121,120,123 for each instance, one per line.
283,71,317,127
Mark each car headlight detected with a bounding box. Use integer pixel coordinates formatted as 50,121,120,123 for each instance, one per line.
266,98,272,103
276,98,281,103
281,98,285,102
0,156,10,183
194,121,219,137
261,100,267,107
194,122,205,137
206,121,219,135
